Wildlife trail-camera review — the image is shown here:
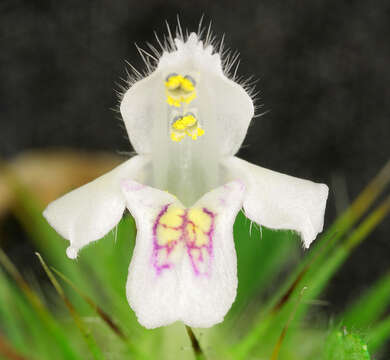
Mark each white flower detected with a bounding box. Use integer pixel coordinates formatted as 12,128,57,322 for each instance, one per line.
43,26,328,329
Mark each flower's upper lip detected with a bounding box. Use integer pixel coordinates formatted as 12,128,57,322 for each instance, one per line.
120,32,254,157
157,33,224,75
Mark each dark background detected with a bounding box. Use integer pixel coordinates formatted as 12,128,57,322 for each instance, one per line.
1,0,389,314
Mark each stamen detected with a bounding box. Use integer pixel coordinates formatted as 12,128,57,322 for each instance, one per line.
170,113,204,142
165,72,203,143
164,73,197,107
165,73,181,90
182,75,196,92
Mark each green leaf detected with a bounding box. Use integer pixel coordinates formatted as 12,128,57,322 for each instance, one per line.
324,329,370,360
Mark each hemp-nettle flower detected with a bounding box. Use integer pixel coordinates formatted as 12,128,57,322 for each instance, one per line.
43,24,328,329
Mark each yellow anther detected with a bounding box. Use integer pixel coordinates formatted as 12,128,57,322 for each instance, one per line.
166,92,197,107
183,92,196,104
170,132,185,142
166,96,181,107
187,130,199,140
172,114,197,131
172,120,186,130
181,77,195,92
170,113,204,143
165,75,183,90
167,95,183,107
181,114,196,127
165,73,197,107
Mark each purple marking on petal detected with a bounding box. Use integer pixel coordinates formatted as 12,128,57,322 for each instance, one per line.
219,198,227,206
186,208,215,276
122,180,146,192
151,204,216,277
151,203,172,275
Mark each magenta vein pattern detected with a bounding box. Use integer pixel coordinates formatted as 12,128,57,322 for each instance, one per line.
152,204,216,276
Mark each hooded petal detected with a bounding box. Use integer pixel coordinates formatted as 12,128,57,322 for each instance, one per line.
211,75,254,156
120,33,254,158
122,179,245,328
222,157,328,248
120,73,161,155
43,155,150,258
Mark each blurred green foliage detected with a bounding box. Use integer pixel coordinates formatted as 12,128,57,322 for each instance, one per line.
324,329,370,360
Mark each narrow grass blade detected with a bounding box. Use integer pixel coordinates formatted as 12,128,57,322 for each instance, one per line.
271,231,337,314
35,253,105,360
50,266,125,339
270,287,307,360
283,194,390,319
49,266,151,360
229,233,336,358
344,195,390,251
0,267,57,359
341,272,390,328
291,194,390,325
0,269,27,352
329,160,390,242
0,249,83,360
367,315,390,352
278,160,390,296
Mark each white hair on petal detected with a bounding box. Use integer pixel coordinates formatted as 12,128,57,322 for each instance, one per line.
115,17,263,118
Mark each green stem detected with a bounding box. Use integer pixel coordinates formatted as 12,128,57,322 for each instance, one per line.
185,326,206,360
